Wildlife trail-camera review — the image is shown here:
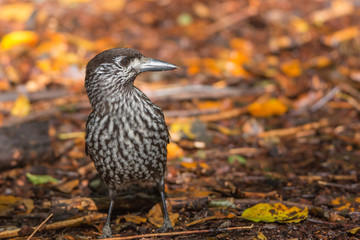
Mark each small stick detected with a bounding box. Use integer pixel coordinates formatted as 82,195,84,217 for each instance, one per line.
99,225,254,240
27,213,53,240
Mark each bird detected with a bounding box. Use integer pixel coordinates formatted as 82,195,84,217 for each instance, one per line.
84,48,177,238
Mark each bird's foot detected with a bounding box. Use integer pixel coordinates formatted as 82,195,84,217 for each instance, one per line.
156,220,173,233
98,224,112,239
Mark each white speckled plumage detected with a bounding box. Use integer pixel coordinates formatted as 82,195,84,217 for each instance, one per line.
84,48,177,238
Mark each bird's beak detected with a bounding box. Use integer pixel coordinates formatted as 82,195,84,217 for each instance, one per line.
138,58,178,73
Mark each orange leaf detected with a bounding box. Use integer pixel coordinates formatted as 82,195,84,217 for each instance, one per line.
167,142,184,160
280,59,302,77
180,162,197,170
197,101,222,110
123,214,147,224
248,99,287,117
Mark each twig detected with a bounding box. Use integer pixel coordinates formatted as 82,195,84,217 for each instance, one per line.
317,181,360,191
0,213,106,239
26,213,53,240
310,87,339,112
166,107,248,124
0,90,71,102
258,118,330,138
145,85,263,101
97,225,254,240
205,7,257,37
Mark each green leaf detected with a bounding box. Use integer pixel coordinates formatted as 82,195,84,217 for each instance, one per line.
227,155,247,164
209,199,236,209
177,13,193,26
26,173,59,185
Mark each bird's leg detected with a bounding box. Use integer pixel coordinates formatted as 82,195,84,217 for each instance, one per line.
100,188,117,238
157,177,173,232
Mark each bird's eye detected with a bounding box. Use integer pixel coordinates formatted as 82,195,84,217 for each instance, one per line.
120,58,130,67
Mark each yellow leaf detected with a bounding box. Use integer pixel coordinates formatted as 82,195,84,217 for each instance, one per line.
167,142,184,160
291,17,309,33
11,95,31,117
248,99,287,117
36,59,52,72
123,214,147,224
241,203,308,223
169,121,196,140
57,132,85,140
0,195,34,216
256,231,268,240
349,227,360,235
0,3,34,23
1,31,38,50
281,59,302,77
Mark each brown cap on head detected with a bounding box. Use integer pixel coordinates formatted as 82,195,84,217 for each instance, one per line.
86,48,143,75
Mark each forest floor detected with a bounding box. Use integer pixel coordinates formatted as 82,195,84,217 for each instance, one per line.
0,0,359,239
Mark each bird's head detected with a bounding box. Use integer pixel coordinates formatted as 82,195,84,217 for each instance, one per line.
85,48,177,107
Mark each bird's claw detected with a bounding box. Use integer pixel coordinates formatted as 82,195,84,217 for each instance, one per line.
98,224,112,239
156,221,173,233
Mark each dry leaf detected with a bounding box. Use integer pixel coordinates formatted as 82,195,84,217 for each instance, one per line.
180,162,197,170
322,26,359,47
11,94,31,117
0,196,34,216
0,3,34,23
56,179,79,193
147,203,178,228
241,203,308,223
167,142,184,160
1,31,38,50
123,214,147,225
280,59,302,77
248,99,287,117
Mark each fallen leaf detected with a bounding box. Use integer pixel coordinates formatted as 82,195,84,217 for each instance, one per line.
1,31,38,50
0,196,34,216
167,142,184,160
209,199,236,209
123,214,147,224
248,99,287,117
349,227,360,235
177,12,193,26
228,155,247,165
256,231,268,240
280,59,302,77
241,203,308,223
147,203,178,228
56,179,79,193
26,173,59,185
322,26,359,47
0,3,34,23
180,162,197,170
57,132,85,140
11,94,31,117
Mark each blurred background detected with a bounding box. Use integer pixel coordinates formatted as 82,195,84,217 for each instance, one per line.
0,0,359,238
